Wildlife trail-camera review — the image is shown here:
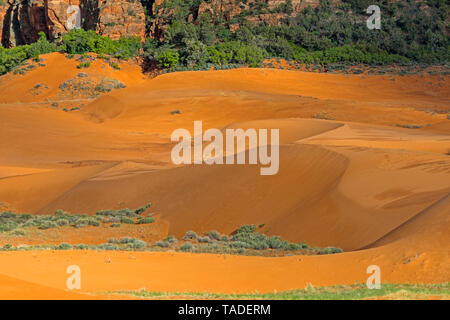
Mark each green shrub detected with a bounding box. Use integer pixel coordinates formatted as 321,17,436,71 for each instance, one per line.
156,241,170,248
56,243,73,250
38,221,58,230
119,237,134,244
77,62,91,69
137,217,155,224
120,217,135,224
97,243,119,251
180,242,193,252
0,221,18,232
135,203,152,215
0,32,58,75
156,50,180,68
183,231,198,240
164,235,177,243
110,62,120,70
197,236,211,243
126,239,147,249
61,29,141,59
206,230,221,241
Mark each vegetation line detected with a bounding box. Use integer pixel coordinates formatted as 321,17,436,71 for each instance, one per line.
108,283,450,300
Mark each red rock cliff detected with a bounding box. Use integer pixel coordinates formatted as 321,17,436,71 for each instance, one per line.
1,0,332,47
1,0,146,47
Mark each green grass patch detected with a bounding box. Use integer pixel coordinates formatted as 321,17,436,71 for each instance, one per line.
110,283,450,300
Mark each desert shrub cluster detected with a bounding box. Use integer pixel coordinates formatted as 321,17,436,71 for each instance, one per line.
175,225,343,256
0,218,343,256
0,203,154,234
0,236,149,252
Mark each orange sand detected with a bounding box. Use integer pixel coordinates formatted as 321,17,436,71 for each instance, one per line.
0,53,448,299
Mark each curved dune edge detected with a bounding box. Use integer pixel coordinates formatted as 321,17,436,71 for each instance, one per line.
36,117,450,251
365,193,450,250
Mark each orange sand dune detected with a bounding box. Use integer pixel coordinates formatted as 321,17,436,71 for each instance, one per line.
37,118,450,251
0,166,51,179
0,193,448,297
0,64,449,298
0,162,116,213
0,53,145,104
0,273,94,300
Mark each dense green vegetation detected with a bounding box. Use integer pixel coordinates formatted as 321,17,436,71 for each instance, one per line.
113,283,450,300
142,0,449,70
0,30,141,75
0,0,448,75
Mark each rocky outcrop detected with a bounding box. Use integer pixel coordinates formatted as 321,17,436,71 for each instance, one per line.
1,0,48,47
0,3,7,45
45,0,146,41
149,0,333,38
1,0,146,47
1,0,334,47
94,0,146,40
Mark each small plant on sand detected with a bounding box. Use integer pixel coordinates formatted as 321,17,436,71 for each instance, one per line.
206,230,221,241
97,243,119,251
183,231,198,240
156,241,170,248
77,62,91,69
120,217,135,224
164,235,177,244
56,243,73,250
110,62,121,70
180,242,193,252
137,217,155,224
197,236,212,243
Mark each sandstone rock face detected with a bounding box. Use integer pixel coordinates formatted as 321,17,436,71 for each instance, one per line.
149,0,329,38
0,0,336,47
94,0,146,40
0,3,7,45
1,0,146,47
45,0,82,41
46,0,146,41
1,0,48,47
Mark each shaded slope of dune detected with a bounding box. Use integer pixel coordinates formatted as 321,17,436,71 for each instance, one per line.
366,194,450,250
0,163,116,213
39,144,352,244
